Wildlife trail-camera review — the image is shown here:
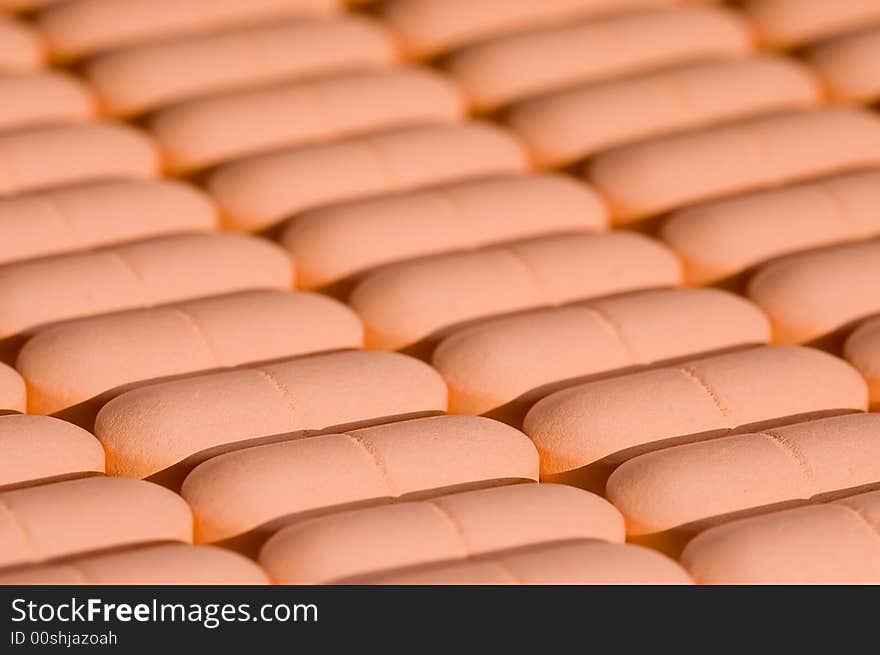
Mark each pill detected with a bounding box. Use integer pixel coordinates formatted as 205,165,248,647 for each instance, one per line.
0,179,218,266
0,0,62,11
747,240,880,345
808,27,880,105
607,413,880,543
380,0,684,58
37,0,342,61
208,121,529,232
446,6,753,111
0,543,270,585
433,288,771,418
661,170,880,285
94,350,448,481
0,233,293,340
181,415,539,543
845,317,880,405
0,362,24,412
349,231,682,352
0,476,192,568
0,17,43,72
681,490,880,584
85,16,397,116
344,540,694,585
587,109,880,223
523,346,868,488
150,68,465,174
0,71,95,131
18,289,363,415
0,123,160,197
279,174,608,290
507,55,820,169
741,0,880,49
259,483,623,584
0,414,104,488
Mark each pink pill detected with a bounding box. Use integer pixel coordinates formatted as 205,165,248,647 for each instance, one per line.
0,414,104,488
181,415,539,543
741,0,880,49
0,71,95,131
0,362,24,412
280,174,608,290
447,6,754,111
808,27,880,105
844,317,880,405
0,17,44,72
150,67,465,174
208,121,529,232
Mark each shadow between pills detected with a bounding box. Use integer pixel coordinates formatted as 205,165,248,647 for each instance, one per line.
0,470,103,494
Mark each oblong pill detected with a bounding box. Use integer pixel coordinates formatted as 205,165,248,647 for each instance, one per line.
607,413,880,539
208,121,529,232
279,174,608,289
747,240,880,344
344,540,693,585
182,415,539,543
433,288,771,417
85,16,397,116
681,490,880,584
741,0,880,49
661,170,880,285
0,543,270,585
37,0,342,60
0,71,95,131
808,27,880,105
0,17,43,72
523,346,868,485
0,477,192,568
446,7,754,111
260,483,623,584
17,289,363,415
0,233,293,339
0,362,25,412
0,123,160,197
587,108,880,223
150,67,465,174
349,231,682,351
0,414,104,488
94,350,448,480
381,0,683,58
507,55,820,168
845,317,880,405
0,179,218,266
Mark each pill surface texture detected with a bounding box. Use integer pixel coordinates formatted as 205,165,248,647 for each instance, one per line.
0,71,95,131
0,18,44,72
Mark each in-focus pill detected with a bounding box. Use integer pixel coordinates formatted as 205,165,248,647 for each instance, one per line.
18,289,363,415
182,415,539,543
208,121,529,232
150,67,465,174
0,122,160,197
741,0,880,49
95,350,448,481
0,477,192,568
523,346,868,487
845,318,880,405
344,540,693,585
748,240,880,345
808,27,880,105
0,233,293,339
0,362,24,412
0,71,95,131
85,17,397,116
446,7,753,111
260,483,623,584
37,0,342,60
587,108,880,223
0,414,104,488
280,174,608,290
661,170,880,285
381,0,683,58
682,490,880,584
433,288,771,418
0,543,270,585
349,231,682,351
0,18,43,72
507,55,820,168
607,413,880,540
0,179,218,266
